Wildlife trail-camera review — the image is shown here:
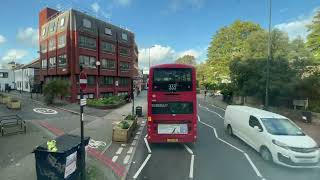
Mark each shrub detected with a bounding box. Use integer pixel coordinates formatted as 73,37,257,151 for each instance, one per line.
124,114,137,121
87,95,126,107
118,121,131,129
43,80,70,104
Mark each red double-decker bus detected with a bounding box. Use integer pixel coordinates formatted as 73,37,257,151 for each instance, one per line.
147,64,197,143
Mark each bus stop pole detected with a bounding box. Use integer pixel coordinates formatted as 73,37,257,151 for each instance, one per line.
131,79,134,116
80,90,85,180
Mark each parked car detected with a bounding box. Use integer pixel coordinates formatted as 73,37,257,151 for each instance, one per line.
224,105,320,168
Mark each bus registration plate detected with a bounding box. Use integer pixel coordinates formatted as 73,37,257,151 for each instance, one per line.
158,124,188,134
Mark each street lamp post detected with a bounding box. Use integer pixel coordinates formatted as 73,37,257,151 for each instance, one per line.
96,61,101,99
265,0,272,110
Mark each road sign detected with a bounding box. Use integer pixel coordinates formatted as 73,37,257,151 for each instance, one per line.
80,98,87,106
79,72,87,90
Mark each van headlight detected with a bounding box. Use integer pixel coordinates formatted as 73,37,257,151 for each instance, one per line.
272,140,289,150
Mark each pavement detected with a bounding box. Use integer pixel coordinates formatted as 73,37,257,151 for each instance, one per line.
126,95,320,180
0,90,148,180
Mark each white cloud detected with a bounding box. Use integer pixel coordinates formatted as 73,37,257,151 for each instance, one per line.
275,7,319,40
138,44,206,68
16,27,39,48
0,35,6,44
114,0,132,7
0,49,28,67
91,2,100,13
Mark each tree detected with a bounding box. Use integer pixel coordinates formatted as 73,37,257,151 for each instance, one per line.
43,80,70,104
175,55,196,65
307,10,320,61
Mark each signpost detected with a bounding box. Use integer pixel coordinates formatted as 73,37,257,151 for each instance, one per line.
79,68,87,180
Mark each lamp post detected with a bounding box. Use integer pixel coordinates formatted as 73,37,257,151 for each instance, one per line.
265,0,272,110
96,61,101,99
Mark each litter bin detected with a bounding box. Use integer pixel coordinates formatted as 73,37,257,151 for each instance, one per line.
33,134,90,180
302,111,312,123
136,106,142,117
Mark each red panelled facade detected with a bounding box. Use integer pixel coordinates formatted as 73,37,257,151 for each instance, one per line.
39,8,138,102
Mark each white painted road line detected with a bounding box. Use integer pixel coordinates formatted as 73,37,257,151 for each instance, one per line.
134,135,139,140
199,104,224,119
198,114,264,180
139,126,143,131
116,147,123,155
189,155,195,179
112,155,118,162
131,140,137,146
244,153,263,178
121,144,126,147
133,154,152,179
100,141,112,155
136,131,141,135
183,144,193,155
127,147,134,154
123,155,131,165
210,104,226,111
144,137,152,153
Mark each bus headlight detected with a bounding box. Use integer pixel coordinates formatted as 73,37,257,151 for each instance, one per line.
148,116,152,122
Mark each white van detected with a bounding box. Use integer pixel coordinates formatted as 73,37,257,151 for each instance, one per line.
224,105,320,168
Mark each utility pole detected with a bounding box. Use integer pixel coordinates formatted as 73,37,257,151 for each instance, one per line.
265,0,272,110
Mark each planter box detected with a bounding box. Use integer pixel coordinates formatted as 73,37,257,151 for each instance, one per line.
7,100,21,110
112,120,136,142
2,96,11,105
124,115,138,129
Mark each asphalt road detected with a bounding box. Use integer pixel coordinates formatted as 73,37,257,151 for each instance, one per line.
127,97,320,180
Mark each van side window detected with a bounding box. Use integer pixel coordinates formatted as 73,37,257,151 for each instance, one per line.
249,116,263,130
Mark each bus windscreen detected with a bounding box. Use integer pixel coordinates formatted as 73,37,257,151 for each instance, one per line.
153,68,192,92
152,102,193,114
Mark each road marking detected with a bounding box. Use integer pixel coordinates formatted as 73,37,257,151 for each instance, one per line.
145,134,148,138
136,131,141,135
139,126,143,131
127,147,134,154
116,147,123,155
244,153,263,178
144,137,152,153
121,144,126,147
112,155,118,162
100,141,112,155
189,155,195,179
133,154,152,179
198,114,264,179
131,140,137,146
123,155,131,164
210,104,226,111
199,104,224,119
183,144,193,155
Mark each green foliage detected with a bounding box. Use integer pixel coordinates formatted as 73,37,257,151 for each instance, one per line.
87,95,126,107
175,55,196,65
124,114,137,121
307,10,320,61
43,80,70,104
118,120,131,129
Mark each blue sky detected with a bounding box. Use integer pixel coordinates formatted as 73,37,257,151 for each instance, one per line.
0,0,319,68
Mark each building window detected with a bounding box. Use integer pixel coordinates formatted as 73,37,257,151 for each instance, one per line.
49,22,56,32
105,27,112,35
42,59,47,69
119,47,130,56
48,38,56,51
119,77,129,86
49,57,56,68
79,36,96,50
121,32,128,41
58,34,66,48
101,59,116,70
101,92,113,98
58,54,67,67
100,76,113,86
0,72,8,78
87,76,96,86
42,27,46,37
79,55,96,68
83,18,92,28
120,62,130,71
60,17,65,27
101,41,115,53
41,42,47,53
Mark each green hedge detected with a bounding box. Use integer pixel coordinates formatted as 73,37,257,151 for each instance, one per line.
87,95,126,107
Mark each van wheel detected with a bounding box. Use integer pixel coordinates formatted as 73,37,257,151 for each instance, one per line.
260,147,273,162
227,125,233,136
